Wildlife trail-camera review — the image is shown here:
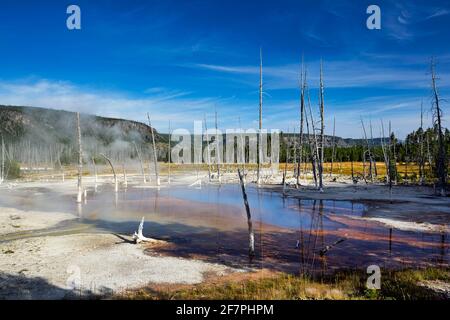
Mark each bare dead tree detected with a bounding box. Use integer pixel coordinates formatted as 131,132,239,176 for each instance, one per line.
360,117,374,182
391,128,398,186
1,135,5,184
133,141,146,184
168,120,172,184
350,152,355,183
204,115,212,182
293,126,297,179
238,168,255,260
370,121,378,177
76,112,83,203
214,109,221,182
380,120,390,184
147,113,160,186
362,150,368,184
404,140,409,183
304,114,313,184
238,117,246,182
419,100,425,185
430,59,447,196
283,131,289,193
318,60,325,192
100,153,118,192
306,83,319,187
297,59,306,186
387,122,397,200
257,48,263,185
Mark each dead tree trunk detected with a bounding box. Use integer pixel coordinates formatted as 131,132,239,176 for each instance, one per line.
100,153,118,192
404,141,409,183
215,110,221,182
239,117,246,183
257,48,263,185
283,135,289,193
204,115,212,182
431,59,447,196
238,168,255,260
168,121,172,184
305,86,318,187
392,129,398,185
318,60,325,192
76,113,83,203
350,153,355,183
388,129,397,198
147,113,160,186
362,150,368,183
361,118,374,182
419,100,425,185
293,127,297,178
380,120,390,184
369,120,378,177
1,135,5,184
297,61,305,186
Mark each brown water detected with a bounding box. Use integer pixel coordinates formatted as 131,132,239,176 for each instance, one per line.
0,183,448,274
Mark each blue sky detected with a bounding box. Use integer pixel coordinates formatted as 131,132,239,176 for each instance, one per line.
0,0,449,138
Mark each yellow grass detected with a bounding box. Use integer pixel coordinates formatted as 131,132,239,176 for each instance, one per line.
279,161,422,177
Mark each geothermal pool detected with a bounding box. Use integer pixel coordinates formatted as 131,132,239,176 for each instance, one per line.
0,182,448,274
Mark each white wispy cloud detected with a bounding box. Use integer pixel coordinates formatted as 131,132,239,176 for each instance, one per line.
387,3,449,40
194,64,256,74
425,8,450,20
191,57,450,90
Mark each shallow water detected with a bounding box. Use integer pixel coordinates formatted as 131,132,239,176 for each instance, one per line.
1,183,448,274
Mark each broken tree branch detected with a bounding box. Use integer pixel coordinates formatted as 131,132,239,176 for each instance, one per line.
132,217,157,243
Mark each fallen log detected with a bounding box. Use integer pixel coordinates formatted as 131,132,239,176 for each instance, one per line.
318,237,346,257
